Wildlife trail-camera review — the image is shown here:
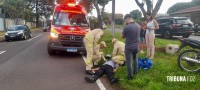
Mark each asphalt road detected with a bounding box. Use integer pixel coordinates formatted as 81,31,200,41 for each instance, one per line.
0,31,115,90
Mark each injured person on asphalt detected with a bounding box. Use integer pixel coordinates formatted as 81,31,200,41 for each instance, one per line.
84,54,125,84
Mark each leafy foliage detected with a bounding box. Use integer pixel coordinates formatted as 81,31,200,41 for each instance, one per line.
1,0,54,22
93,0,111,29
167,0,200,14
135,0,163,17
191,0,200,6
130,9,142,19
102,12,110,23
115,18,123,25
167,2,191,14
79,0,93,13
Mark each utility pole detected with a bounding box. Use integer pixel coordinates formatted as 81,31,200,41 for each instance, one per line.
36,0,39,27
3,0,6,31
151,0,153,13
111,0,115,37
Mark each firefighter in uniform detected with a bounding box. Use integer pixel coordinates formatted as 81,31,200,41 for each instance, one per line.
92,41,107,67
83,29,104,75
112,38,125,65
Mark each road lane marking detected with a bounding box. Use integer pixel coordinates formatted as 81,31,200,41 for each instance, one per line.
81,55,106,90
27,34,42,41
0,50,6,55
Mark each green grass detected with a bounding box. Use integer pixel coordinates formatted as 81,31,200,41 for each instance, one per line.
155,38,180,48
107,24,124,29
101,30,200,90
0,31,5,37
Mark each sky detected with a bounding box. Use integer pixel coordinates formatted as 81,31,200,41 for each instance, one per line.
90,0,192,16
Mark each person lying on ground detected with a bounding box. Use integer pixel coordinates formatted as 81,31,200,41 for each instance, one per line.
84,55,124,84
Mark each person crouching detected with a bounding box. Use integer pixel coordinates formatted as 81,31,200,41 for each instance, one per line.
92,41,107,68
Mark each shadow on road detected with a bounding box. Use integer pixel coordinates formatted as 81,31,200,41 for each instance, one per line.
48,51,82,59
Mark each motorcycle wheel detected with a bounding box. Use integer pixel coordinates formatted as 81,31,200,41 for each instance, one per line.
194,28,200,36
195,31,200,36
178,50,200,72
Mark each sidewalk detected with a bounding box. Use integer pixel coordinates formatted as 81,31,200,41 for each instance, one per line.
0,31,5,42
0,36,4,42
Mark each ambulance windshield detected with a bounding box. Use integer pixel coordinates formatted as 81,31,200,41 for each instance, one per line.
52,12,89,27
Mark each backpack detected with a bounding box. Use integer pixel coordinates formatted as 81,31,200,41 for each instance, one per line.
138,58,153,70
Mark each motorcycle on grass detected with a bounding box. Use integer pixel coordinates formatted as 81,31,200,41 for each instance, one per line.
194,24,200,36
177,38,200,72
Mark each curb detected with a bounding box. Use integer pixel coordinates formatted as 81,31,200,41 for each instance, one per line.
143,47,165,52
155,47,165,52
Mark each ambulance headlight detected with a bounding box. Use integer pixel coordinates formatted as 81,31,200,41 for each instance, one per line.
50,32,58,38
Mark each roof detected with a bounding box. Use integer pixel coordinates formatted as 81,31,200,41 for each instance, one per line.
157,17,188,20
108,13,124,19
170,6,200,15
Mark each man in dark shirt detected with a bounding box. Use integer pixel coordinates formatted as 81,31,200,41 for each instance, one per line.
121,14,140,80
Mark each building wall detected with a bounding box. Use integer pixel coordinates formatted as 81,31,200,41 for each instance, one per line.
26,22,36,28
191,11,200,25
5,19,15,29
0,18,4,31
170,13,191,18
170,11,200,25
0,18,36,31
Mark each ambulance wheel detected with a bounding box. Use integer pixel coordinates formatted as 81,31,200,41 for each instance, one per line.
48,46,56,56
80,51,87,56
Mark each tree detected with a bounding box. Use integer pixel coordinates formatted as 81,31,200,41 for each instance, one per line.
115,18,123,25
130,9,142,22
1,0,54,25
27,0,54,26
167,2,191,14
93,0,111,29
19,0,54,27
2,0,35,23
130,9,142,19
79,0,93,13
135,0,163,17
102,12,109,24
167,0,200,14
191,0,200,6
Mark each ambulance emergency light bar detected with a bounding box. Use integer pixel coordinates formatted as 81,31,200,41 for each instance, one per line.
54,0,77,6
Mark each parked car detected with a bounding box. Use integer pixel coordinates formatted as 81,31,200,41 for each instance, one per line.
43,20,51,32
4,25,32,42
43,24,48,32
156,17,194,39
